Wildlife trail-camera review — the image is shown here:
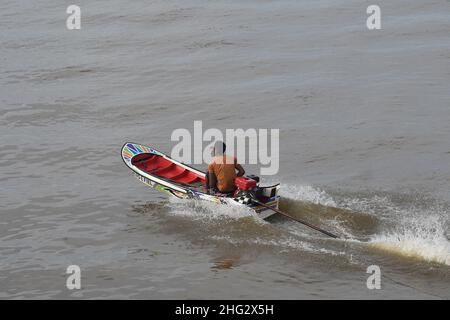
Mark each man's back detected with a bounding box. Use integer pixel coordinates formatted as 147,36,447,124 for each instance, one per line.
208,155,237,193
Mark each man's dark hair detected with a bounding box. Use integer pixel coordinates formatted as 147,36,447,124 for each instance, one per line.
214,141,226,154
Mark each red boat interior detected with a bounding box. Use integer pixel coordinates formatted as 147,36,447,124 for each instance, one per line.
131,153,205,186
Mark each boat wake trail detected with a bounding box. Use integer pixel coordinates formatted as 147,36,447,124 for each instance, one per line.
132,184,449,267
279,184,450,266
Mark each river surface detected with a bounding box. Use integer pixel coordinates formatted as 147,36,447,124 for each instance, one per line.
1,0,449,299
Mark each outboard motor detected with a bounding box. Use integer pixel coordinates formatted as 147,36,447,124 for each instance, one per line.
234,176,259,204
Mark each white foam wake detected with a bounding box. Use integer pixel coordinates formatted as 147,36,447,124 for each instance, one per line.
278,183,450,265
369,215,450,266
279,184,336,207
167,196,259,221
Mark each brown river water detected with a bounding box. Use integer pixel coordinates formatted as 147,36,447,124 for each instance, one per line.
1,0,449,299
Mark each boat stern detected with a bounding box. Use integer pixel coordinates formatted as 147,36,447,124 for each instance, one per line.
253,198,280,219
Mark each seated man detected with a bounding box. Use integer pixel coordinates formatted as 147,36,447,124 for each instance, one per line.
206,141,245,194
